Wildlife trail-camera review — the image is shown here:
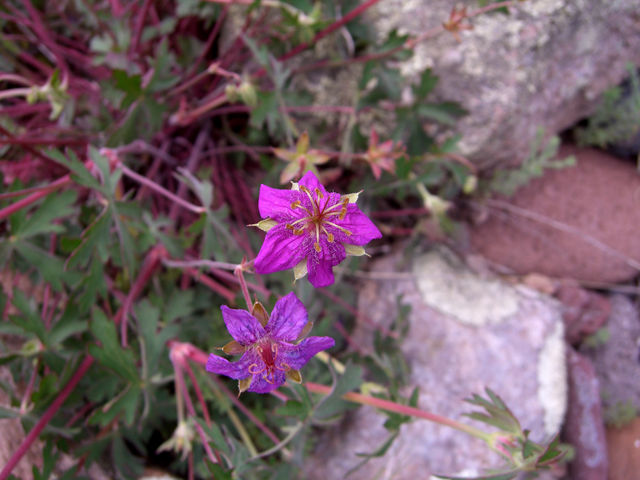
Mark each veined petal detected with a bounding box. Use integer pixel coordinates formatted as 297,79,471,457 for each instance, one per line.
298,171,327,197
254,226,308,275
338,205,382,245
267,292,308,342
258,184,295,220
306,239,345,288
248,370,287,393
220,306,265,345
279,336,335,370
206,351,256,380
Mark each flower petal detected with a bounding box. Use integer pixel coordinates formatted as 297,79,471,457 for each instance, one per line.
298,171,327,197
254,225,308,275
248,370,287,393
339,205,382,245
221,306,265,345
306,239,345,288
258,184,295,220
279,336,335,370
206,351,256,380
266,292,308,342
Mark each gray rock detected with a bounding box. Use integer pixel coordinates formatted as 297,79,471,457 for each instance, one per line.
365,0,640,169
580,295,640,420
305,247,567,479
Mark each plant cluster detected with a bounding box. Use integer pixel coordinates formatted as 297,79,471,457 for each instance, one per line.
0,1,567,479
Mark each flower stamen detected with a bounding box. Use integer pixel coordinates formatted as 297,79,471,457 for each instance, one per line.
325,221,353,236
276,362,291,371
248,363,266,374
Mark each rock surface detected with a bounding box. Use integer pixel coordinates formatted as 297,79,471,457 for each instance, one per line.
366,0,640,169
556,285,611,346
580,295,640,418
562,348,608,480
606,417,640,480
305,247,567,479
469,145,640,283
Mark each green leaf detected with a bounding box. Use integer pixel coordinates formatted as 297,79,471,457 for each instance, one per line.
416,102,466,126
88,308,140,384
110,201,137,278
161,289,195,323
89,384,141,427
44,148,103,191
16,190,76,239
0,405,20,419
49,302,87,346
313,362,363,420
14,242,70,292
66,205,111,271
464,388,522,436
10,289,46,343
113,70,143,109
413,69,439,99
135,300,162,377
194,417,231,456
275,400,310,421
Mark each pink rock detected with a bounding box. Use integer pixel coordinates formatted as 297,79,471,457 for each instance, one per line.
470,145,640,283
556,285,610,346
563,348,608,480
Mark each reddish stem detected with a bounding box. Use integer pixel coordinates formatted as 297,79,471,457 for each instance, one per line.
210,375,281,445
182,361,212,427
0,356,95,480
278,0,383,63
131,0,152,55
185,267,236,303
234,266,253,312
0,176,71,222
120,245,166,347
305,382,488,440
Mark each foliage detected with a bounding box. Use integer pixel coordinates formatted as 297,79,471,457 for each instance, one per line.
488,128,576,196
574,63,640,159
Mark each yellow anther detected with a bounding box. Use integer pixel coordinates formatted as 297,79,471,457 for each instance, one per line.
300,185,310,194
291,200,301,209
285,224,295,231
314,188,323,199
338,208,347,220
293,228,305,235
327,233,334,243
314,242,321,252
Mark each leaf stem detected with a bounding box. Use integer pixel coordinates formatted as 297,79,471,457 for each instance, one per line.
0,175,71,222
305,381,490,441
119,164,206,214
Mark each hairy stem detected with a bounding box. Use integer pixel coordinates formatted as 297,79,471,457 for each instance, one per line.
305,382,490,441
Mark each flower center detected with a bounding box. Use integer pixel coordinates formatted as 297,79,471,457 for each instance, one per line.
248,340,291,384
284,185,352,252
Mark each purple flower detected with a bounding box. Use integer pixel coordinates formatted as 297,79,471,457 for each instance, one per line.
253,171,382,288
206,292,335,394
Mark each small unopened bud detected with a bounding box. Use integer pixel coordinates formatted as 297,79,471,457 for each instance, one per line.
238,81,258,108
463,175,478,195
225,84,239,103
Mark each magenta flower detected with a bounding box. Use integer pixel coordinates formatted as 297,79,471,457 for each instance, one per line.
253,171,382,288
206,292,335,394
